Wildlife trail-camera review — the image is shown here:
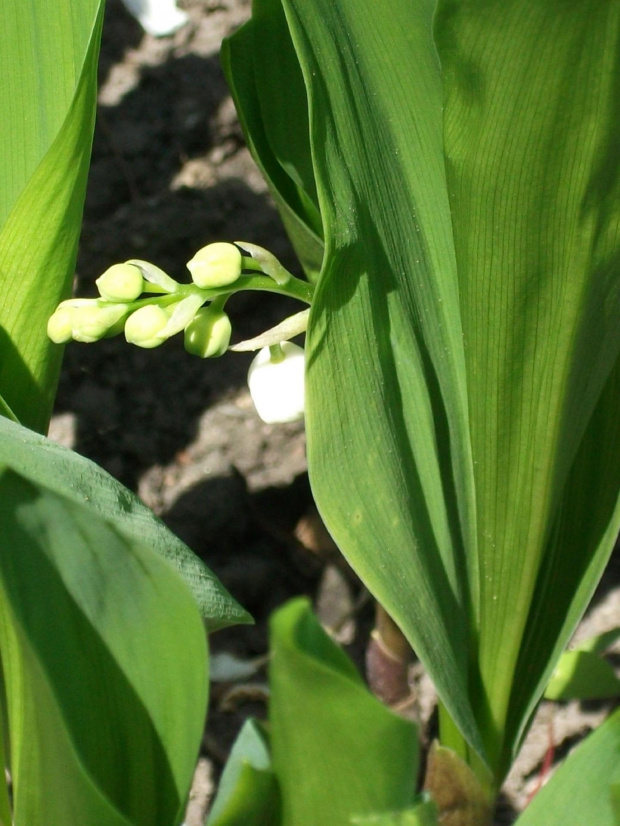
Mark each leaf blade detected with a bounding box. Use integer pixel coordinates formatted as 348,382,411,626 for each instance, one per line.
0,468,209,825
0,416,250,630
269,599,420,826
0,0,104,431
283,0,482,752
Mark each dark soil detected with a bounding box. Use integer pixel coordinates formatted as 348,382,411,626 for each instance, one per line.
49,2,620,823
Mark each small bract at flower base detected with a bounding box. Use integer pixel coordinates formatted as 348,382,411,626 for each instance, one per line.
247,342,305,424
96,263,145,303
125,305,170,349
186,242,243,289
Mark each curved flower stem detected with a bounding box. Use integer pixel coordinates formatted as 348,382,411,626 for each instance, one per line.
230,274,315,305
128,272,314,322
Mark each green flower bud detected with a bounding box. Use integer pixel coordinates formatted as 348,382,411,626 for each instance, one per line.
184,307,232,358
96,263,145,302
124,304,170,349
72,303,130,343
186,242,242,289
48,299,96,343
47,307,75,343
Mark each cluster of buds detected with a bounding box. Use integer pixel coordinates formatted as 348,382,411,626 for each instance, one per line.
48,242,314,423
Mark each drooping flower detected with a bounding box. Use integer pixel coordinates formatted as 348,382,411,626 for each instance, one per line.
247,342,305,424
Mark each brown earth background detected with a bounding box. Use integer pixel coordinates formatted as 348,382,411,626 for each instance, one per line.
49,1,620,822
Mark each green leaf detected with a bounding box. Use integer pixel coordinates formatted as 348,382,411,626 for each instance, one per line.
351,797,439,826
544,650,620,702
287,0,482,756
207,719,280,826
0,468,208,825
577,627,620,656
0,396,18,425
0,0,105,432
514,708,620,826
0,415,250,630
269,599,419,826
610,778,620,820
436,0,620,771
233,0,620,778
221,6,324,281
0,705,11,826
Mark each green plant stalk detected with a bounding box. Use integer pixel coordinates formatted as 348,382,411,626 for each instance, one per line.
134,271,314,311
438,700,494,802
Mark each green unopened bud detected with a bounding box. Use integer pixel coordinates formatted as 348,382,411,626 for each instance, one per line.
72,303,130,343
124,304,170,349
48,299,96,343
47,307,75,343
184,307,232,358
96,263,145,302
186,242,242,289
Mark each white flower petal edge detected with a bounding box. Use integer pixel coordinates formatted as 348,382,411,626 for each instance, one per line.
120,0,188,37
247,342,305,424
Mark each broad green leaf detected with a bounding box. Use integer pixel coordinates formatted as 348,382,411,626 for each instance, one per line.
247,0,319,216
285,0,482,755
0,468,208,825
0,0,103,432
235,0,620,778
506,362,620,764
0,416,250,630
436,0,620,770
221,8,324,281
207,719,280,826
269,599,419,826
514,708,620,826
544,649,620,702
611,779,620,820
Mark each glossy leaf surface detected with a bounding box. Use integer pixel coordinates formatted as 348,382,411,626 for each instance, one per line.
0,416,249,629
0,0,104,432
515,707,620,826
221,2,324,280
0,468,208,825
228,0,620,776
269,599,419,826
544,649,620,702
207,719,280,826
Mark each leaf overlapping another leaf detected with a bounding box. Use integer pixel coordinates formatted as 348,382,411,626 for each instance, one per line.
228,0,620,783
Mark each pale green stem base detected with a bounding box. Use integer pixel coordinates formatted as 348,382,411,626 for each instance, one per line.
438,699,496,804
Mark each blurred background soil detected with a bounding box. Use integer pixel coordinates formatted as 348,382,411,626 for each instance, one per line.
49,1,620,822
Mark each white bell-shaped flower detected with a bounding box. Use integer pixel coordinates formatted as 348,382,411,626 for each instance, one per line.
247,342,305,424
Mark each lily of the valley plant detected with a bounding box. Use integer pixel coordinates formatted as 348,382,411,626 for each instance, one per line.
3,0,620,824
